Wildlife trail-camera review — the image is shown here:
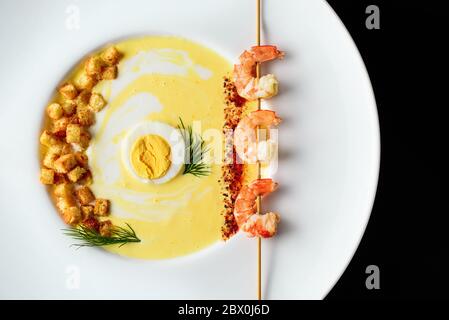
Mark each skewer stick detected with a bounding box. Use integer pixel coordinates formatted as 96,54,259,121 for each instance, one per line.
256,0,262,301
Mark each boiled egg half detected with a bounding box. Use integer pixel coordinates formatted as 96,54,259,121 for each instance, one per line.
122,121,185,184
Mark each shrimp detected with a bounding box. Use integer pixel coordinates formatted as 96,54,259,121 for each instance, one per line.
234,178,280,238
233,45,284,101
234,110,281,163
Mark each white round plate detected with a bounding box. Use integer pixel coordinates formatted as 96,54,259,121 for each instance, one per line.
0,0,379,299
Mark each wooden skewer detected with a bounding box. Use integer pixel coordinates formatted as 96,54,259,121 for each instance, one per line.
256,0,262,301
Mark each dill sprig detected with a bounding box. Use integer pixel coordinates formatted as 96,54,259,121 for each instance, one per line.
63,223,141,249
178,118,211,177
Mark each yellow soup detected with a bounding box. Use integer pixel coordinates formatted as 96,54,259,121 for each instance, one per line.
83,36,233,259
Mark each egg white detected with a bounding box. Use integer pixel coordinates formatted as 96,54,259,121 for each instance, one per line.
121,121,185,184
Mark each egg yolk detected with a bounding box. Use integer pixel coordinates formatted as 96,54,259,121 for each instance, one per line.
130,134,171,179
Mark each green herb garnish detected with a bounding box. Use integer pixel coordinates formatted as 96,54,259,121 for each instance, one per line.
178,118,211,177
63,223,141,248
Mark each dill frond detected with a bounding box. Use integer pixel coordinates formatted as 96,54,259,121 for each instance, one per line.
178,118,211,177
63,223,140,249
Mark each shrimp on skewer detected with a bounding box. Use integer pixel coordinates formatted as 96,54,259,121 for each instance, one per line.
234,178,280,238
233,45,284,100
234,110,281,163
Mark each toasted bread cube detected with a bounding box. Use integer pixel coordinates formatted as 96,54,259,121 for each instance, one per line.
54,173,70,184
85,56,104,77
59,82,78,100
68,114,80,126
62,100,76,116
77,105,95,127
75,186,95,205
62,206,81,225
76,90,91,107
51,117,70,137
78,170,93,186
82,217,100,231
40,130,60,147
74,152,88,167
48,142,72,155
53,143,73,155
94,199,110,216
101,47,121,66
53,154,77,173
99,220,113,237
40,168,55,184
43,151,59,169
53,183,74,198
42,143,72,171
77,73,97,90
67,166,87,182
66,124,82,143
101,66,118,80
80,205,94,221
47,103,64,120
77,130,91,149
89,93,106,112
56,195,76,213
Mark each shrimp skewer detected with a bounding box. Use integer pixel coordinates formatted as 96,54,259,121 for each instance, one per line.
234,178,280,238
233,45,284,101
234,110,281,163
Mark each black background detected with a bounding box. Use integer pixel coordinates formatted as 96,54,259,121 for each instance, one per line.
325,0,448,299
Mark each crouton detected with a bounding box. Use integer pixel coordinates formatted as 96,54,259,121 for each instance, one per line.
40,130,60,147
62,206,81,225
44,147,72,176
62,100,76,116
53,154,77,173
51,117,70,137
80,205,94,221
54,173,70,184
78,130,91,149
77,73,97,90
101,66,118,80
83,217,100,232
85,56,104,77
48,142,72,155
40,168,55,185
68,114,80,126
94,199,110,216
99,220,114,237
53,183,74,198
101,47,121,66
59,82,78,100
89,92,106,112
43,151,59,169
47,103,64,120
77,105,95,127
56,195,76,213
67,166,87,182
75,186,95,205
69,166,87,181
66,124,82,143
74,152,88,168
78,170,93,186
76,90,91,108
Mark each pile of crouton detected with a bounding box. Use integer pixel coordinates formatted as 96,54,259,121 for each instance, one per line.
39,46,121,237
